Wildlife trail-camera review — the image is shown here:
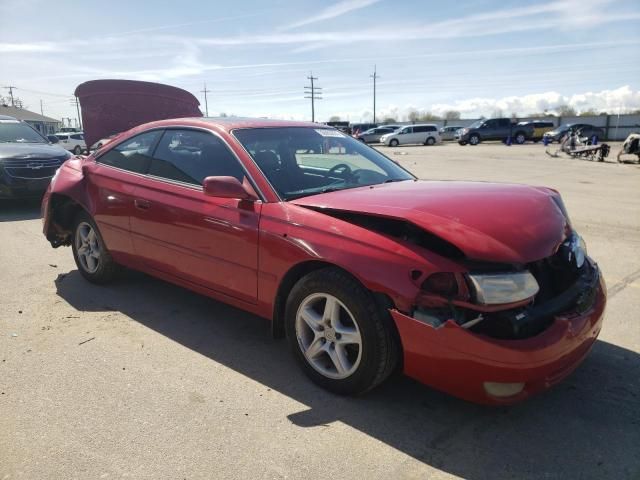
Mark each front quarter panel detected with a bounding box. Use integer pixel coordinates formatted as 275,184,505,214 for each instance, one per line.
257,202,465,315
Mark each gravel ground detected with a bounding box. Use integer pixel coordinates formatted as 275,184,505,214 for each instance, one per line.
1,141,639,480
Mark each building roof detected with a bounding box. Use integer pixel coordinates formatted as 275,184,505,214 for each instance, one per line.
0,105,60,123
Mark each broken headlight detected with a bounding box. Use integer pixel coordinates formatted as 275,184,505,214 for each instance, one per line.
468,271,539,305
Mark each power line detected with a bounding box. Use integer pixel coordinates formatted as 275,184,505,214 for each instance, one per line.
3,86,17,107
304,72,322,123
200,82,211,117
370,65,379,123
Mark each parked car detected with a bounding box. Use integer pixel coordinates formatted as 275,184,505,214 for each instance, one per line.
0,115,71,199
355,126,400,143
517,121,555,142
55,132,87,155
380,124,441,146
43,98,606,404
439,125,463,141
456,118,533,145
89,135,117,152
350,123,378,135
543,124,605,143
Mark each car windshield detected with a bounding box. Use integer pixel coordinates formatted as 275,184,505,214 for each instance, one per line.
233,127,414,200
0,121,47,143
468,120,484,128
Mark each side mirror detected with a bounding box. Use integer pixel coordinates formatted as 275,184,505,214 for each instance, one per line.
203,176,254,200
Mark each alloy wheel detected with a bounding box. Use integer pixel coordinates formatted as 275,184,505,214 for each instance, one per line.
75,222,102,274
295,293,362,380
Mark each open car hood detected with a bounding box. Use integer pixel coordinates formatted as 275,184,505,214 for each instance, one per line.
74,79,202,148
292,180,567,264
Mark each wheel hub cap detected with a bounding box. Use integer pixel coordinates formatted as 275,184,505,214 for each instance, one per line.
295,293,362,380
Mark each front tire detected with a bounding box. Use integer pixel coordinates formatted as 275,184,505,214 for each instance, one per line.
71,211,119,284
389,139,399,147
285,268,398,395
515,132,526,144
469,134,480,145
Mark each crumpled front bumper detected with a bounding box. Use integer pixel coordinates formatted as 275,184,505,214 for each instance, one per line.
391,263,606,405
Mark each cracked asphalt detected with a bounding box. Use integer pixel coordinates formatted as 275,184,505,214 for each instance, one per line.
1,142,639,479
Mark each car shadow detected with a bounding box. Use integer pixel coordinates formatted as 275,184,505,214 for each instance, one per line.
55,269,640,479
0,198,42,222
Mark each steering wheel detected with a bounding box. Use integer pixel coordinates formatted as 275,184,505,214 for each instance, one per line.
326,163,352,179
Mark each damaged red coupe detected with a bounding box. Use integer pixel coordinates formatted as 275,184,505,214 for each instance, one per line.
42,80,606,404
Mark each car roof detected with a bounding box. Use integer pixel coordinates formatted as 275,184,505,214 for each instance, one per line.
0,114,18,121
133,117,326,134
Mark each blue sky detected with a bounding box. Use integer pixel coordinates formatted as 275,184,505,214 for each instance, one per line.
1,0,639,123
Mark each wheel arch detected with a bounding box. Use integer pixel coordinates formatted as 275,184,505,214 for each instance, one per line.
271,260,398,341
45,193,89,247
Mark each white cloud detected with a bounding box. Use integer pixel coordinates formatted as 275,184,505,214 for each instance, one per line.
283,0,382,30
429,86,640,117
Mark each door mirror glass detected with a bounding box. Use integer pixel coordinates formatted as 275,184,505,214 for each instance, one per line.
203,176,253,200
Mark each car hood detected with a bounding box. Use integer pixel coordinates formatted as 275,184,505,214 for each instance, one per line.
74,79,203,148
291,180,567,264
0,142,70,160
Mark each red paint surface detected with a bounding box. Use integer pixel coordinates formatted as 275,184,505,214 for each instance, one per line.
42,116,606,404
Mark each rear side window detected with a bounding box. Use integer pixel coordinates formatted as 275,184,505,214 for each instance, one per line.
97,130,160,173
148,129,245,185
414,126,427,133
70,134,84,140
56,135,69,140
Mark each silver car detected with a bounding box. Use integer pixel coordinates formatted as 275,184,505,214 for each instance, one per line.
355,126,400,143
439,125,463,141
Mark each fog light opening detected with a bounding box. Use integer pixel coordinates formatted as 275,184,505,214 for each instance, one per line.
483,382,525,398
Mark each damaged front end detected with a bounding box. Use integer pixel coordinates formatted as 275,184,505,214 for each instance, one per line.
413,233,598,340
394,232,606,404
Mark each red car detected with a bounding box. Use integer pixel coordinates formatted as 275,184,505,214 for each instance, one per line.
42,81,606,405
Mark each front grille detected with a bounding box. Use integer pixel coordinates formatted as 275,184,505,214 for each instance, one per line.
1,158,63,179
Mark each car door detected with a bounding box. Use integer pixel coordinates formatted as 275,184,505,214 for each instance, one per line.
88,130,162,262
398,126,413,144
130,128,261,304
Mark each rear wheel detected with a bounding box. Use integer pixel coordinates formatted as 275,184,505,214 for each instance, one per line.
425,137,436,146
73,145,83,155
389,139,399,147
285,268,398,395
71,211,119,284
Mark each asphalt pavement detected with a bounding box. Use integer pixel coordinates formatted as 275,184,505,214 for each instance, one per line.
1,142,639,479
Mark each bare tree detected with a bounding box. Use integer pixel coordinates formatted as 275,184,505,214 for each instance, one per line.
407,110,420,122
419,112,441,121
328,115,341,122
444,110,461,120
556,105,577,116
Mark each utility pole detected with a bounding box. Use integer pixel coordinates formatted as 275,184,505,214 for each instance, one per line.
69,96,82,130
3,86,16,107
200,83,211,117
304,72,322,123
40,99,44,116
370,65,379,123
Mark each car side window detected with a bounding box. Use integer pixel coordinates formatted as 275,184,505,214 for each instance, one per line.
148,129,245,186
97,130,161,173
71,134,84,140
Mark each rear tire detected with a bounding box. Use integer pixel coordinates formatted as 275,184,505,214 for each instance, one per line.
425,137,436,146
73,145,83,155
71,211,119,284
285,268,399,395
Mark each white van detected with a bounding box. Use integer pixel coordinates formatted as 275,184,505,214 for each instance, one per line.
380,124,441,146
54,132,86,155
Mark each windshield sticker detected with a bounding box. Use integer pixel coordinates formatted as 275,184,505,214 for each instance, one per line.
315,129,344,138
